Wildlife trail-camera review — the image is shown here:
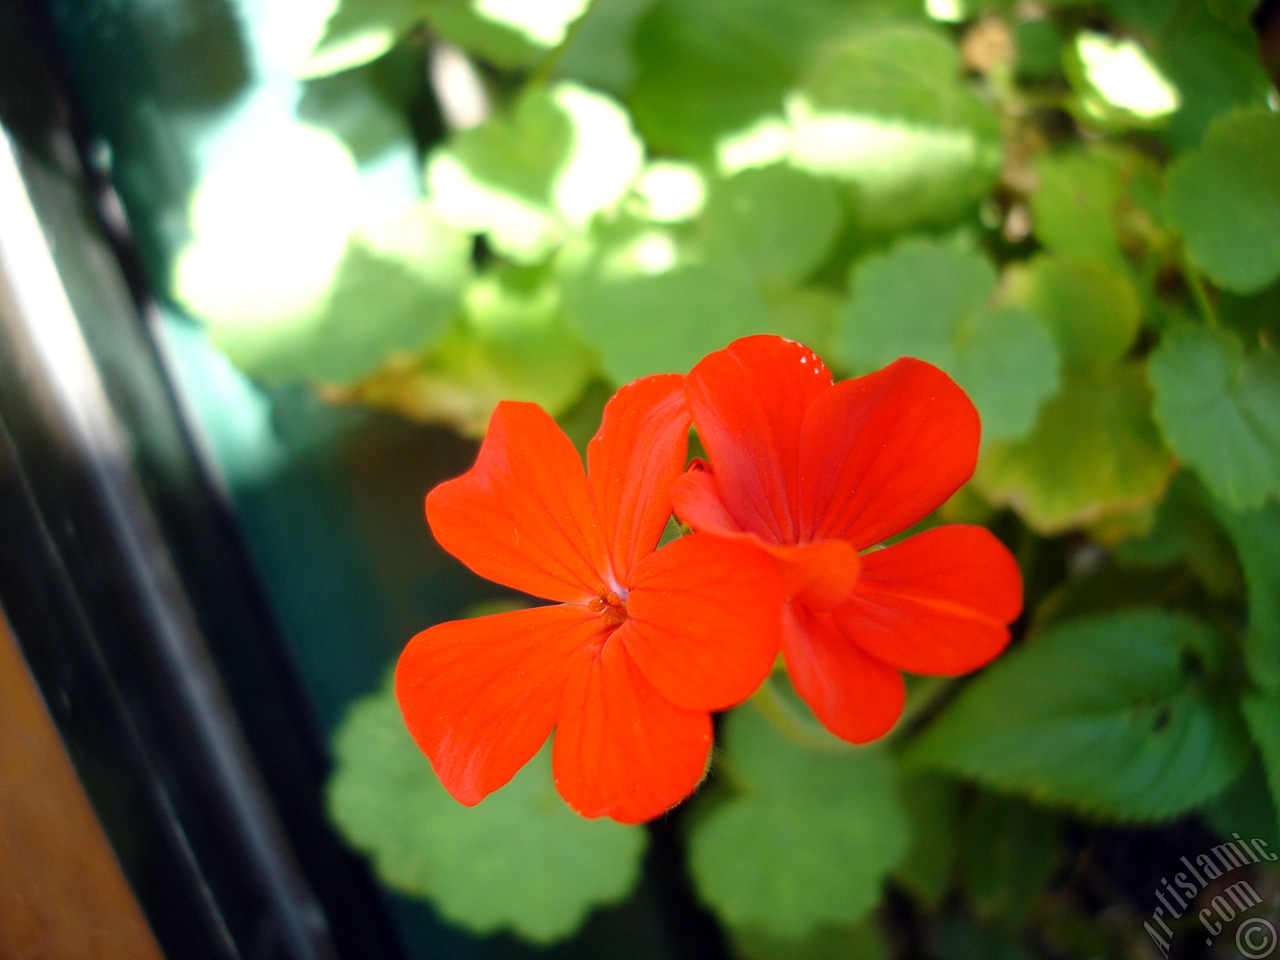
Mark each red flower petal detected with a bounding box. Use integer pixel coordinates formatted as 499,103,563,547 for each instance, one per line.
798,358,980,550
587,374,690,585
621,532,782,712
671,459,743,535
782,603,906,743
426,401,609,603
674,461,862,610
396,604,604,806
685,336,832,544
553,641,712,822
835,525,1022,675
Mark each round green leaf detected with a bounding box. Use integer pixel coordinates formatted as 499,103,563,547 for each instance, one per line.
1165,108,1280,294
688,707,908,937
1149,325,1280,510
975,365,1174,533
426,82,644,262
1030,150,1126,270
1005,255,1140,368
328,685,646,944
907,609,1252,822
838,239,1060,440
1213,501,1280,692
1243,693,1280,839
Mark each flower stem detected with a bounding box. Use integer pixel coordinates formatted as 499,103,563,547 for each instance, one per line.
751,676,850,753
1183,254,1220,329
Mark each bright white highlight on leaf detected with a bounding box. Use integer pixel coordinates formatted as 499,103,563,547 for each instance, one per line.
430,42,491,130
925,0,967,23
175,125,361,327
1075,32,1180,121
553,85,645,227
475,0,592,46
716,117,792,174
634,162,707,222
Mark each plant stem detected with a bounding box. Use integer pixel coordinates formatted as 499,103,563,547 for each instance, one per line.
1183,254,1220,329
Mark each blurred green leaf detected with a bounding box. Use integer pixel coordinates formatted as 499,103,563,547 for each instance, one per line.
957,794,1060,928
628,0,919,159
785,24,1002,231
297,0,422,77
907,609,1252,821
1204,759,1280,850
975,365,1173,533
1030,151,1126,270
894,774,962,907
688,706,908,937
205,203,470,384
702,166,842,289
1148,326,1280,510
1113,472,1242,597
1165,108,1280,294
426,82,644,262
728,920,891,960
838,239,1059,441
1243,692,1280,838
328,684,646,943
1107,0,1275,150
556,0,661,92
1065,30,1181,130
1214,502,1280,692
340,267,596,435
1005,255,1140,368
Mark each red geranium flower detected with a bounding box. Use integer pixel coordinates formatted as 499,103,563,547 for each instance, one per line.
396,375,783,823
672,336,1023,743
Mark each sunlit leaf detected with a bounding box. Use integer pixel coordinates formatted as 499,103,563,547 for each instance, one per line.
328,684,646,943
1004,255,1140,368
427,82,644,262
1149,325,1280,510
838,238,1059,440
907,610,1252,821
784,24,1002,231
336,267,596,435
1165,107,1280,295
688,706,908,936
975,366,1174,533
1067,31,1180,129
296,0,422,78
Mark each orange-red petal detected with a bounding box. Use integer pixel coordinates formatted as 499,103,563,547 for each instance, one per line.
673,462,861,610
685,336,832,545
798,358,980,550
553,641,712,822
621,532,782,712
426,401,609,603
587,374,690,585
781,602,906,744
395,604,603,806
835,525,1022,675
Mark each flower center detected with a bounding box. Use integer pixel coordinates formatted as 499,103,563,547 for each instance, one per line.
588,588,628,629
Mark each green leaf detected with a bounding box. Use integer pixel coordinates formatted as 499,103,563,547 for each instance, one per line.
327,684,646,943
1108,0,1275,150
1204,759,1280,851
688,706,909,937
423,0,589,68
838,239,1059,441
297,0,423,78
556,0,661,92
701,166,842,289
1113,472,1243,598
907,609,1252,821
728,920,890,960
426,82,644,262
1165,108,1280,294
628,0,919,159
341,266,597,435
1214,501,1280,692
975,365,1173,533
784,25,1003,231
1065,31,1181,130
894,774,961,907
1030,151,1126,270
1148,326,1280,510
1005,256,1140,368
1243,692,1280,838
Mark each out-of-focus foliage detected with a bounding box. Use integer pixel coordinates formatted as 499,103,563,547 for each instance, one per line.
168,0,1280,954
